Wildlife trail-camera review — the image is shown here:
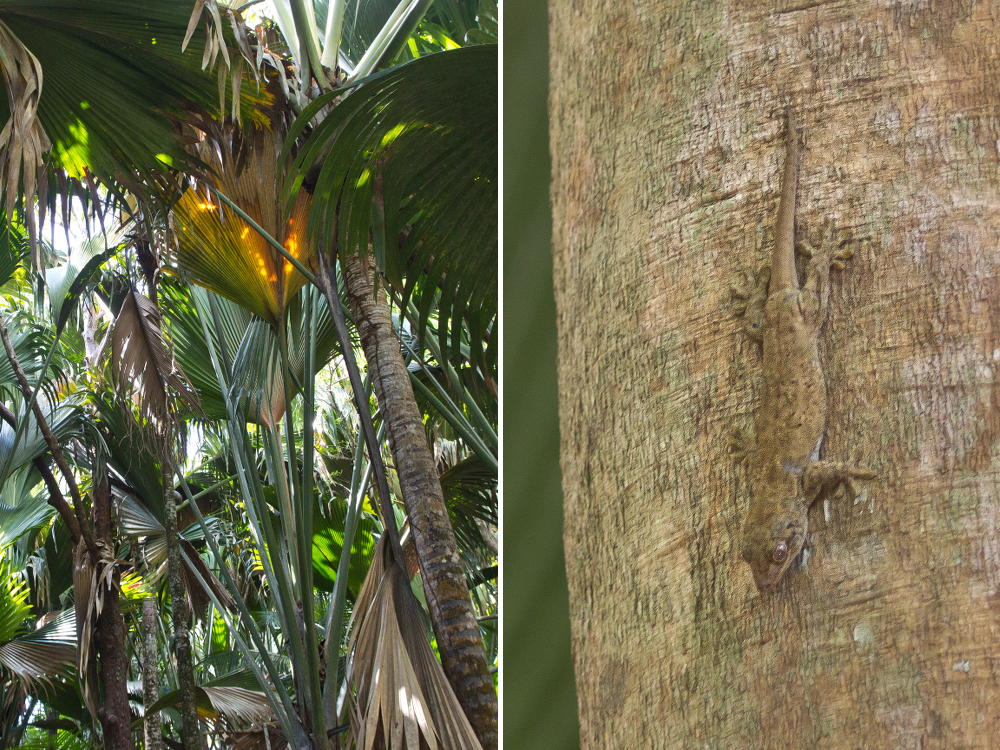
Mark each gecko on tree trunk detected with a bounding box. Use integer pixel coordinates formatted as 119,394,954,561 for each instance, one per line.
731,109,874,593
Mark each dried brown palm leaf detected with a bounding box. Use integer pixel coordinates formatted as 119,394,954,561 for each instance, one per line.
109,289,204,422
226,723,288,750
345,539,482,750
72,538,98,723
0,19,51,265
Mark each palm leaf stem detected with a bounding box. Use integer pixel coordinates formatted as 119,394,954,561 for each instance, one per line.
277,324,302,582
194,287,308,721
322,411,379,726
287,0,330,91
174,473,237,512
366,0,434,76
405,300,497,452
314,249,402,561
174,475,300,744
293,284,327,739
320,0,346,70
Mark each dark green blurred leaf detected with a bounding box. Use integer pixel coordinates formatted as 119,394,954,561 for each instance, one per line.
284,45,497,376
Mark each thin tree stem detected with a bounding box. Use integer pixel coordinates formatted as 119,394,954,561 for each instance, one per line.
0,313,98,560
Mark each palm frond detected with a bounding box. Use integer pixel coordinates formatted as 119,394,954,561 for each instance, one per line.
108,288,204,421
0,0,271,231
311,495,378,597
146,669,274,724
345,539,482,750
0,400,84,481
284,45,497,376
45,225,125,334
119,495,236,615
172,132,314,326
0,468,52,549
0,222,28,287
438,454,496,572
0,561,30,643
0,567,74,692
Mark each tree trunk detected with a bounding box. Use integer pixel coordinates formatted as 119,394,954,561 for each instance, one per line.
340,251,499,749
93,463,133,750
142,597,162,750
552,1,1000,747
163,449,201,750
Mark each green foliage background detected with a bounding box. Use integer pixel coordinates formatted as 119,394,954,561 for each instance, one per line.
504,0,580,746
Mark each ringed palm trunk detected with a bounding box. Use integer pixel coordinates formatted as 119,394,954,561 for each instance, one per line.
339,250,499,749
142,597,162,750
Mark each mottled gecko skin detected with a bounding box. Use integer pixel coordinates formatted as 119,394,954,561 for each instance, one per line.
732,110,873,593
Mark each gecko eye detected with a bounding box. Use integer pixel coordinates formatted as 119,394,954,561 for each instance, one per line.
772,542,788,563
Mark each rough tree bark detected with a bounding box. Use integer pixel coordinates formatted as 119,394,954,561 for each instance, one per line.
340,251,499,749
552,1,1000,747
92,463,133,750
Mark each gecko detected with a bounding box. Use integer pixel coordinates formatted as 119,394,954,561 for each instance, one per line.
730,109,874,593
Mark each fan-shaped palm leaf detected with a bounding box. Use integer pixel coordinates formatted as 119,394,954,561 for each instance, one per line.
166,281,342,425
438,454,496,573
145,668,274,724
311,494,377,597
46,225,126,334
283,44,497,375
0,320,66,403
118,494,235,615
0,0,271,227
0,400,83,482
0,563,74,693
173,133,314,326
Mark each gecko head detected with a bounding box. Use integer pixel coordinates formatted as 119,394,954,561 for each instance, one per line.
740,499,809,593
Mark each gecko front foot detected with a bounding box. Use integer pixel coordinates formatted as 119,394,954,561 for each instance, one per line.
797,219,855,269
803,450,876,504
730,265,770,342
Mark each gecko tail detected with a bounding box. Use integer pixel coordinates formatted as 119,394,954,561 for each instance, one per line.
770,108,799,294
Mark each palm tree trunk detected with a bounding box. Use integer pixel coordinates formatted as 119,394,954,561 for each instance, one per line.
142,597,162,750
92,462,133,750
162,443,201,750
339,250,498,749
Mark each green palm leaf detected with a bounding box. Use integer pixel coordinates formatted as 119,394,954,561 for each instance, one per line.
0,0,270,214
0,466,51,549
0,564,74,692
283,44,498,375
0,400,83,481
